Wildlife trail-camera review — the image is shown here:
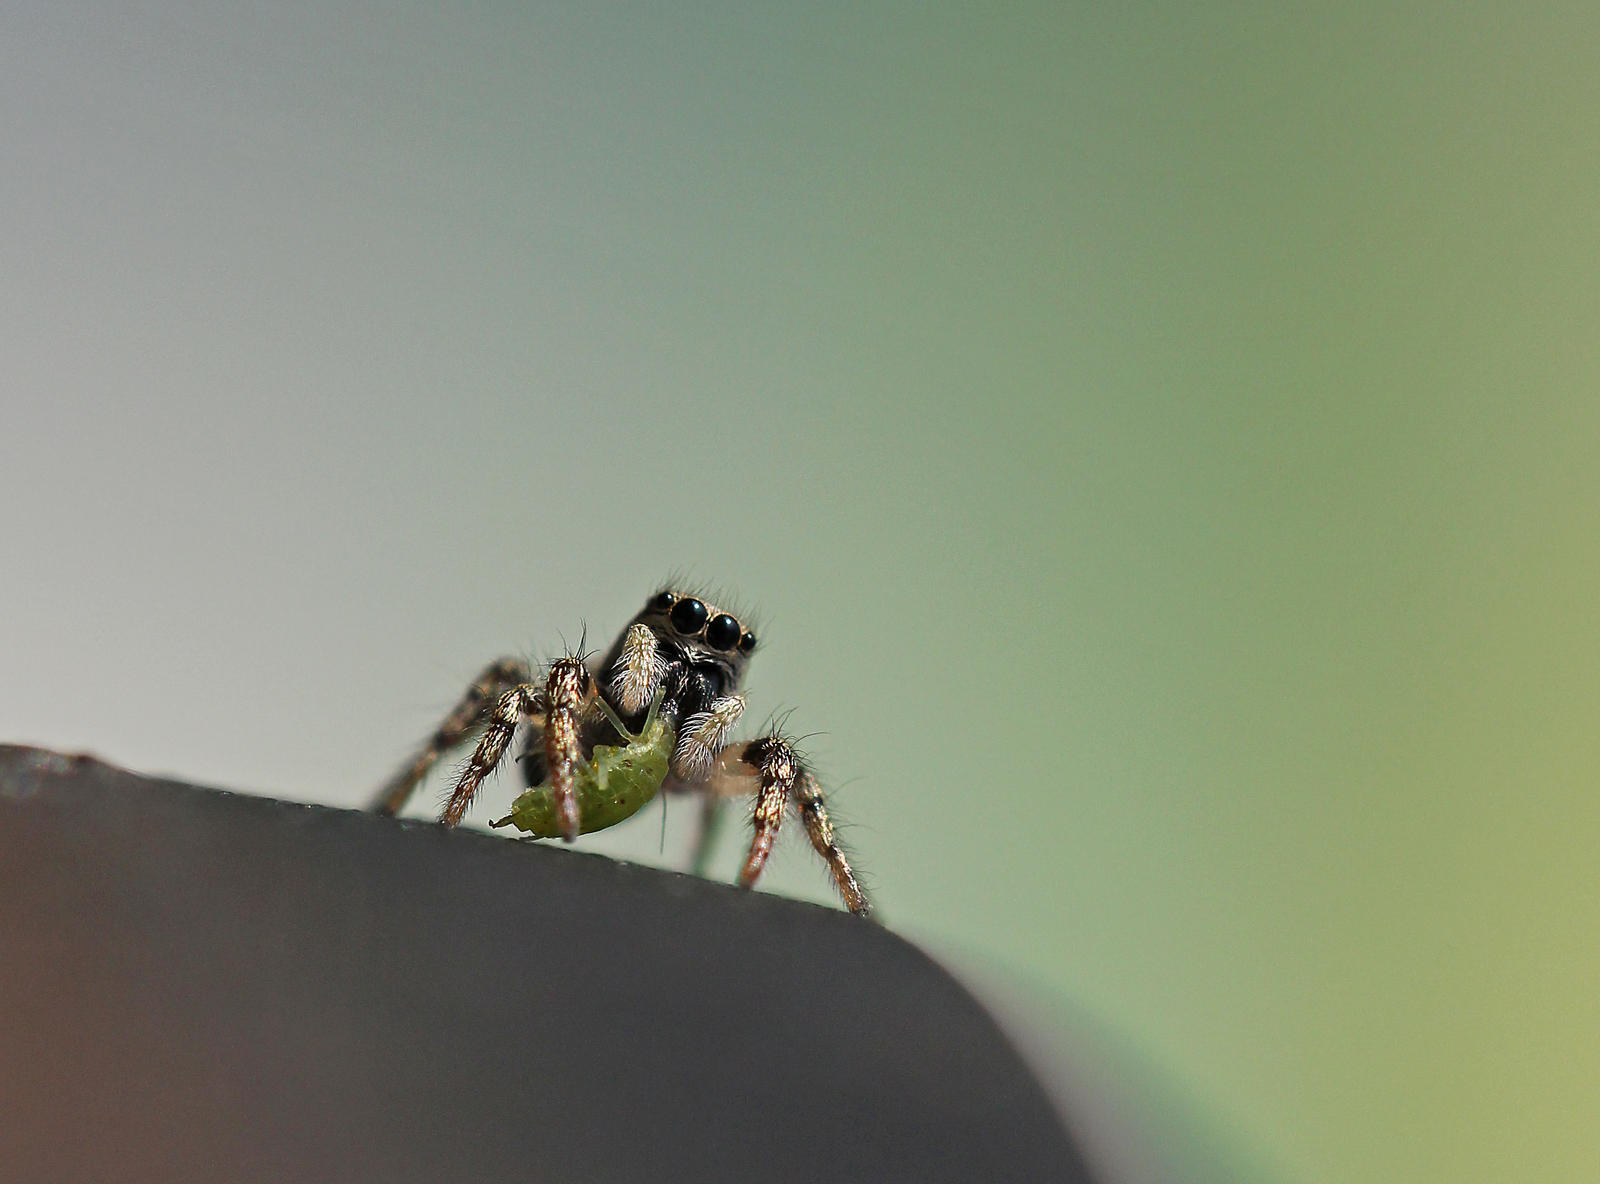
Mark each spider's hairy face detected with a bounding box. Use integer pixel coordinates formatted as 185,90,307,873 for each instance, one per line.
627,588,759,690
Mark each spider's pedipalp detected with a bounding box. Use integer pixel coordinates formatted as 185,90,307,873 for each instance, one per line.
370,656,531,817
610,623,664,716
671,694,746,782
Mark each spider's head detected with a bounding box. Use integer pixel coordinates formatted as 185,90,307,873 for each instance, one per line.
634,587,759,683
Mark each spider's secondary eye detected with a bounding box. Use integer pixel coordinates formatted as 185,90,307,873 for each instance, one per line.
647,591,675,612
738,631,757,654
668,597,708,634
704,613,741,651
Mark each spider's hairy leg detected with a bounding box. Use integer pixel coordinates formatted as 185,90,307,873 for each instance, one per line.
610,623,664,715
671,695,746,782
368,657,531,816
711,737,871,918
791,769,871,918
541,655,598,843
440,681,546,827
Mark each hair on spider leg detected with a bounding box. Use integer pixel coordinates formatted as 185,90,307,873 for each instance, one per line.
786,729,833,751
435,750,502,817
549,625,596,669
752,706,803,741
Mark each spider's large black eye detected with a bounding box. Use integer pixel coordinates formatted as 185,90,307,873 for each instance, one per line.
647,591,675,612
704,613,741,651
668,597,708,635
738,631,757,655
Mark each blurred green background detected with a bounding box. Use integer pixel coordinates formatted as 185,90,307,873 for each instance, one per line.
3,4,1596,1181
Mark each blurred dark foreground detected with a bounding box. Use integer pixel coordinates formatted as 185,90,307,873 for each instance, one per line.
0,745,1093,1183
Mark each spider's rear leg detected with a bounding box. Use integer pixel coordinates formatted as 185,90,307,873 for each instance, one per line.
790,769,871,917
709,737,872,918
368,656,530,816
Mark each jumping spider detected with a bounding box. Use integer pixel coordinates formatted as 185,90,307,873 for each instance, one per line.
369,588,871,916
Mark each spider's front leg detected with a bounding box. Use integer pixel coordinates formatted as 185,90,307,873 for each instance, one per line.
369,656,531,816
439,655,596,837
536,656,598,841
709,737,872,918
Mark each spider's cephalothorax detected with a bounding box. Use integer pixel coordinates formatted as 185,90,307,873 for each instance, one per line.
368,588,871,916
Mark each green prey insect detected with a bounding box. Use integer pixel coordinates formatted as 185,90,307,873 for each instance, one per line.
489,696,675,838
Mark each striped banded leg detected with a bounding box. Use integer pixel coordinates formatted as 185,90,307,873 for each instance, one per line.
536,656,598,842
369,657,530,816
437,655,596,833
714,737,871,918
791,770,870,917
439,681,544,827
